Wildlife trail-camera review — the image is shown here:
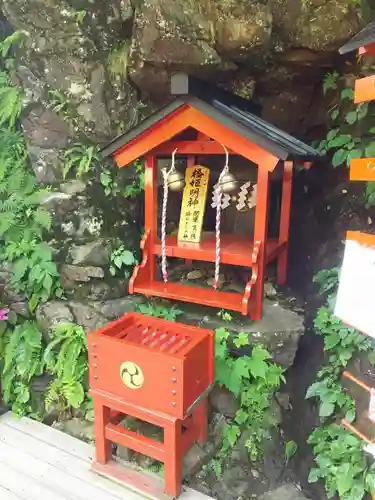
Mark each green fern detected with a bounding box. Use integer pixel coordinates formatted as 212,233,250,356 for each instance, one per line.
44,323,88,411
1,321,44,416
63,144,99,179
0,30,29,58
0,86,23,128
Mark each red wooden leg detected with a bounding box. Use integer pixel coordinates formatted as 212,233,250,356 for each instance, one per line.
277,161,293,286
277,248,288,285
94,399,112,464
164,421,182,498
252,168,270,321
193,398,208,447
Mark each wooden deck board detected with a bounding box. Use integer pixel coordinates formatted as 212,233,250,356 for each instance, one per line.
0,412,215,500
0,485,28,500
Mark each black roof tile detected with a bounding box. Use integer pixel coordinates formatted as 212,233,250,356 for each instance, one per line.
101,73,320,161
339,21,375,55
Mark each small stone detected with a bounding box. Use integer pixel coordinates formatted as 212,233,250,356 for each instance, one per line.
209,386,239,418
209,412,227,448
10,301,30,318
53,418,95,444
36,301,74,342
275,392,291,410
60,180,87,195
264,282,277,298
186,270,204,280
183,443,207,478
259,484,308,500
60,265,105,283
251,469,260,478
269,398,283,425
116,445,133,462
68,302,107,332
92,296,144,320
39,192,72,205
69,239,110,266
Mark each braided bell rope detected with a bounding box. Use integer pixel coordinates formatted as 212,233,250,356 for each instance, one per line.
161,148,178,283
214,144,229,290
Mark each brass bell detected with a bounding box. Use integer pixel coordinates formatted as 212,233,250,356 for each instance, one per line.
167,169,185,192
219,172,239,194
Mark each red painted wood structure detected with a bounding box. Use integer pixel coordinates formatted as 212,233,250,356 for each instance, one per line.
88,312,214,498
101,73,319,320
339,25,375,499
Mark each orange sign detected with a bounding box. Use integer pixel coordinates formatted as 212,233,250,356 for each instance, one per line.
355,75,375,103
350,158,375,181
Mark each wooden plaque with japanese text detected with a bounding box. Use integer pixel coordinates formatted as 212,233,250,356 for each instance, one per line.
178,165,210,243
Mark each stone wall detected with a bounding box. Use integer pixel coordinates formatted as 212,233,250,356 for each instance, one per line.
0,0,369,361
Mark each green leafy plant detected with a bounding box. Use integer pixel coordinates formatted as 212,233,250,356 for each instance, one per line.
318,70,375,206
306,267,375,499
44,323,89,413
4,239,62,312
0,30,29,58
63,143,99,179
72,9,87,24
0,72,23,128
100,161,144,199
215,328,285,461
308,424,375,499
136,303,183,322
48,89,70,114
0,320,44,416
285,440,298,463
0,128,53,244
0,31,68,418
217,309,233,322
306,377,355,420
122,161,145,198
109,245,137,277
107,41,131,78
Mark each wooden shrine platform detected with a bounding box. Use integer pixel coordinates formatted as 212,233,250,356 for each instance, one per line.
0,412,215,500
153,233,284,267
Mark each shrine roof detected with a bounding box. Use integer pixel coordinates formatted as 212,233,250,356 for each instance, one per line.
101,73,319,162
339,21,375,54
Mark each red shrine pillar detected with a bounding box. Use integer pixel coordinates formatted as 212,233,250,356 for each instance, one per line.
252,166,270,320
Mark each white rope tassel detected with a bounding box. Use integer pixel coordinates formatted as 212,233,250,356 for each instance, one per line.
161,148,178,283
214,144,229,290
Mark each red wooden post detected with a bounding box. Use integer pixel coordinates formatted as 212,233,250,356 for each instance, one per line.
277,160,293,285
192,398,208,446
164,421,183,498
145,154,157,284
252,166,270,320
93,400,112,464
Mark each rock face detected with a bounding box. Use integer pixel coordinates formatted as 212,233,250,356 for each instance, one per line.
1,0,367,140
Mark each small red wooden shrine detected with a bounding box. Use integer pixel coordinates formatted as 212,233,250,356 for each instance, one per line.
101,73,319,320
89,312,214,498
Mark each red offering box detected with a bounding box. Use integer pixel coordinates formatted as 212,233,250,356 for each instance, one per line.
88,313,215,419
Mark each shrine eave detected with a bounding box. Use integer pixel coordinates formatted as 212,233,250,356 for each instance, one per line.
339,20,375,54
101,73,320,164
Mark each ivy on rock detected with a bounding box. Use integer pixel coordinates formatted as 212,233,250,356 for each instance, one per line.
0,31,90,418
306,264,375,500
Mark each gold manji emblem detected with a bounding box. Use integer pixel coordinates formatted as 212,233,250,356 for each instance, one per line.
120,361,144,390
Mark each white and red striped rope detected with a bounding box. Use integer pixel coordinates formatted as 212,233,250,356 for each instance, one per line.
214,144,229,290
161,148,178,283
